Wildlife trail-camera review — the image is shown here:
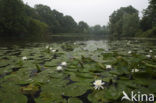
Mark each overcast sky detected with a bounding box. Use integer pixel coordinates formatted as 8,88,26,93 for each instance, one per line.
23,0,149,26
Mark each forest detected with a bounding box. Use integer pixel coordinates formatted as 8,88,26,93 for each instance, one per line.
0,0,155,40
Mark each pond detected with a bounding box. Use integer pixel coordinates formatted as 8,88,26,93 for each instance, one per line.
0,37,156,103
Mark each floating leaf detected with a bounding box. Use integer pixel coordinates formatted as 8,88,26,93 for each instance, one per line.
68,98,83,103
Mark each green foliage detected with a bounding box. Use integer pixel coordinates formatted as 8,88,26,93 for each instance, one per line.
0,0,27,37
77,21,89,33
68,98,83,103
140,0,156,31
89,25,109,35
26,18,48,39
34,4,78,34
137,26,156,37
63,16,78,33
0,40,156,103
138,0,156,37
0,0,48,40
122,13,139,37
109,6,139,38
0,1,81,39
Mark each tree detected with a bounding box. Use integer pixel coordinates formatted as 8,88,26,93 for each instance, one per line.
109,6,139,38
62,16,77,33
0,0,49,39
89,25,104,35
26,18,48,39
122,13,139,36
34,4,78,34
140,0,156,31
78,21,89,33
34,4,55,33
0,0,27,37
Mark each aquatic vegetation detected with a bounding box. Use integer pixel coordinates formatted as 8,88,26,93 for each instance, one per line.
149,50,153,53
0,40,156,103
106,65,112,70
51,49,56,53
45,45,49,49
61,62,67,66
22,56,27,60
128,51,132,54
93,80,105,90
56,66,63,71
131,69,139,73
49,47,53,50
146,55,151,58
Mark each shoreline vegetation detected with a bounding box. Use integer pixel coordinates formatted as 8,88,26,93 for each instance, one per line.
0,0,155,40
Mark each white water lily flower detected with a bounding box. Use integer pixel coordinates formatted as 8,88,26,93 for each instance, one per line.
93,80,105,90
106,65,112,69
149,50,153,53
155,55,156,58
61,62,67,66
46,45,49,49
146,55,151,58
56,66,63,71
22,56,27,60
51,49,56,52
131,69,139,73
74,42,77,45
49,47,53,50
128,51,132,54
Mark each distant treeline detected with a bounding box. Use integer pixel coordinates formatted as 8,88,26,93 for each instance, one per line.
0,0,155,40
109,0,156,38
0,0,92,39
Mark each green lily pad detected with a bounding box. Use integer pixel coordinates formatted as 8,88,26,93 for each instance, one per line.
68,98,83,103
0,83,27,103
63,83,90,97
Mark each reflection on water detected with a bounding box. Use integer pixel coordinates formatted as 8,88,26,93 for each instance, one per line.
50,35,108,43
83,40,109,51
0,35,156,48
0,36,156,57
